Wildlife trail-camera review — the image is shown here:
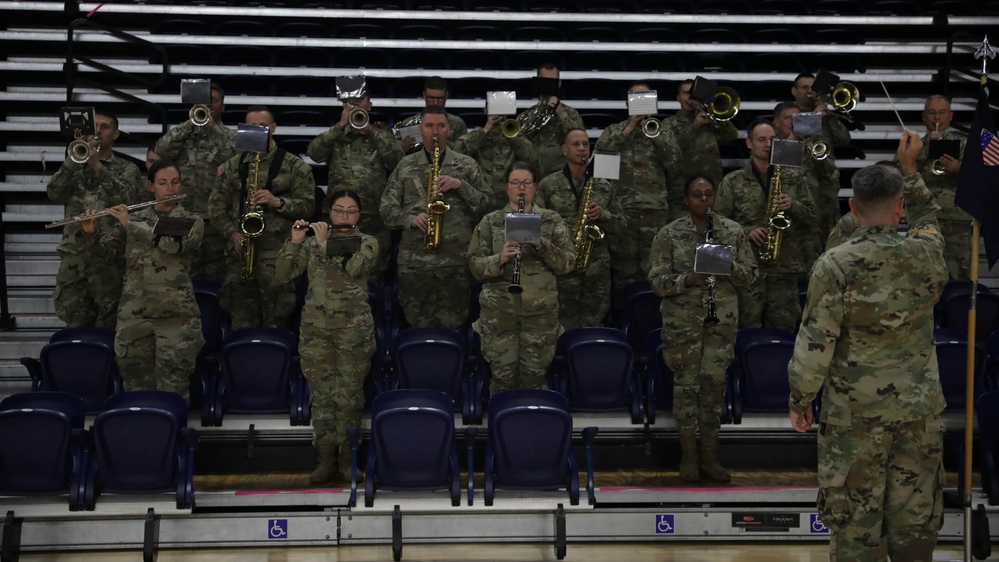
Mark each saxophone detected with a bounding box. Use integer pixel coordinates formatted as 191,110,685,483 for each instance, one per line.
423,137,450,251
571,177,605,272
240,153,265,279
758,165,791,266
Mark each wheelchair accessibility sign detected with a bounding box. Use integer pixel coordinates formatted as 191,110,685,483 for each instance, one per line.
655,514,675,534
268,519,289,539
809,514,829,534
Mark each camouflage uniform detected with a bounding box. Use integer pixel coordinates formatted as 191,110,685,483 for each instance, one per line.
380,148,489,330
400,111,467,153
595,119,682,294
154,121,237,282
517,102,585,178
715,163,817,331
455,127,540,209
791,149,840,272
899,129,970,280
306,121,404,280
275,231,377,476
78,206,204,397
467,205,575,392
826,211,859,250
659,114,737,219
536,168,626,329
649,214,758,432
208,148,316,329
788,172,947,561
48,155,145,328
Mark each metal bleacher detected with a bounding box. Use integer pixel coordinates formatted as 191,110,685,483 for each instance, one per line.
1,0,999,556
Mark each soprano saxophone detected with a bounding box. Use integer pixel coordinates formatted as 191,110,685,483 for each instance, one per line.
571,176,604,272
758,165,790,266
240,153,265,279
423,137,450,251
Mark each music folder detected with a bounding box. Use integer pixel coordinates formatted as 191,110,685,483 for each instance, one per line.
504,213,542,244
180,79,211,104
928,139,960,160
770,139,805,167
694,243,733,276
792,112,823,137
811,69,840,96
59,106,96,138
326,235,362,256
235,124,270,152
627,90,658,116
487,91,517,115
335,75,367,101
153,216,196,237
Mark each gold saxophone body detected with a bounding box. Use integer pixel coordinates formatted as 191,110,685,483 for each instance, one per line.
240,153,265,279
423,138,449,251
571,177,604,272
758,165,790,266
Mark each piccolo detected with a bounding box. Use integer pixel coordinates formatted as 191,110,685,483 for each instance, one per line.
292,222,355,230
45,194,187,229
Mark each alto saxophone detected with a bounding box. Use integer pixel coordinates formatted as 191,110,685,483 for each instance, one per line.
424,137,450,251
571,177,604,272
240,153,266,279
758,165,790,266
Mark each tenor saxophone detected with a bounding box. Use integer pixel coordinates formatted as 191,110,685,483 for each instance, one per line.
571,177,604,272
423,138,450,251
240,153,265,279
758,165,790,266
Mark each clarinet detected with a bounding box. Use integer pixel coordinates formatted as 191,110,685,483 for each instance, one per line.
704,207,720,326
508,194,525,295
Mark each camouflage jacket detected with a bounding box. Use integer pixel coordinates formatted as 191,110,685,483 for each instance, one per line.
399,111,468,153
380,148,489,269
823,113,852,147
153,121,237,217
903,129,969,221
715,163,817,274
826,211,859,250
595,119,682,211
788,172,947,424
649,214,758,329
455,127,540,208
275,231,377,330
208,148,316,250
535,167,626,276
517,101,585,178
660,112,737,186
306,121,404,216
78,205,203,319
467,205,575,316
47,154,145,253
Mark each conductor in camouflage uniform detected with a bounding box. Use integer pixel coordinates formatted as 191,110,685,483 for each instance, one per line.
649,175,758,484
306,87,404,280
536,128,625,330
79,160,204,397
517,62,585,178
455,108,540,209
380,106,490,330
276,189,377,484
208,106,316,329
49,109,145,328
153,82,237,282
715,119,816,332
595,82,683,296
468,161,576,392
788,131,947,561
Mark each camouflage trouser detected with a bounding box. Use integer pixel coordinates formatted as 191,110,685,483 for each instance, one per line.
556,265,612,330
940,218,972,282
663,322,734,432
474,309,561,393
818,417,944,562
358,214,390,284
221,247,297,330
190,223,227,283
816,177,842,239
610,206,670,308
300,322,375,449
54,251,120,329
737,272,801,332
115,316,204,399
397,264,470,331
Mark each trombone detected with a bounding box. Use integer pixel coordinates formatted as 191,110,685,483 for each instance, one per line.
189,104,211,127
45,194,187,229
816,82,860,123
692,86,741,128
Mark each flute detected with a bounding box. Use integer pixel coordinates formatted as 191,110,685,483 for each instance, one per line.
45,194,187,229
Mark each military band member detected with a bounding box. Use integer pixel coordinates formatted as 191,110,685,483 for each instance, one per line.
79,160,204,397
467,161,575,392
154,82,237,282
208,106,316,329
715,119,816,332
649,175,757,483
517,63,585,178
398,76,467,154
48,109,145,328
455,103,540,209
536,128,625,329
380,106,490,330
277,190,377,484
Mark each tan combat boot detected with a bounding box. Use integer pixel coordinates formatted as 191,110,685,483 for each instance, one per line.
309,444,338,485
698,430,731,483
678,428,700,483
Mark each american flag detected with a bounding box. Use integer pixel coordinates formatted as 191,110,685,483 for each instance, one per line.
982,129,999,166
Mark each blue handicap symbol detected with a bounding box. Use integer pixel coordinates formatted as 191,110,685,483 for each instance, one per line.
810,514,829,534
655,514,675,534
268,518,289,539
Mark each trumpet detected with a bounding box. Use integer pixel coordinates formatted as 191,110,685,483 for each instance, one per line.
348,106,369,130
931,159,947,175
67,136,100,164
45,194,187,229
640,116,661,138
499,117,521,139
189,104,211,127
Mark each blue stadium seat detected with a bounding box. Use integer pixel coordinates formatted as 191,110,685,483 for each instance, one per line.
510,26,565,42
749,28,806,45
688,28,749,44
84,391,196,510
274,22,332,38
278,110,333,127
0,392,88,510
644,328,674,425
867,0,923,15
394,48,450,70
212,45,273,66
390,327,473,424
809,53,866,73
218,75,272,96
695,0,751,13
935,281,990,328
151,45,212,66
394,24,449,40
944,291,999,344
509,51,562,72
748,53,806,74
273,46,333,68
568,26,626,43
150,19,212,36
214,328,306,425
811,0,865,14
808,28,864,44
452,25,508,42
639,0,693,13
568,78,624,101
276,76,332,98
577,112,620,129
335,47,393,70
565,51,627,72
449,76,504,98
628,52,686,73
729,327,796,424
620,280,663,361
935,328,988,411
192,280,227,426
334,23,392,39
687,53,747,72
753,0,810,13
582,0,638,11
21,327,123,413
213,20,274,37
977,390,999,504
629,27,685,44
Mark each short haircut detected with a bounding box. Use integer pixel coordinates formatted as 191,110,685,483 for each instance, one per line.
563,127,587,144
95,109,119,130
327,188,362,212
924,94,951,106
684,174,716,196
420,105,448,119
147,158,179,183
628,82,653,93
875,160,901,172
677,79,694,94
772,101,799,119
424,76,447,92
211,82,225,99
506,160,538,182
537,62,560,75
746,118,775,138
851,165,903,212
793,72,815,87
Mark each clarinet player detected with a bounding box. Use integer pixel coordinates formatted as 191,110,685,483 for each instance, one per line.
648,175,758,484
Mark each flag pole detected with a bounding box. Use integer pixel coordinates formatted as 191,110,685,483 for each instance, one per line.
964,35,993,562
